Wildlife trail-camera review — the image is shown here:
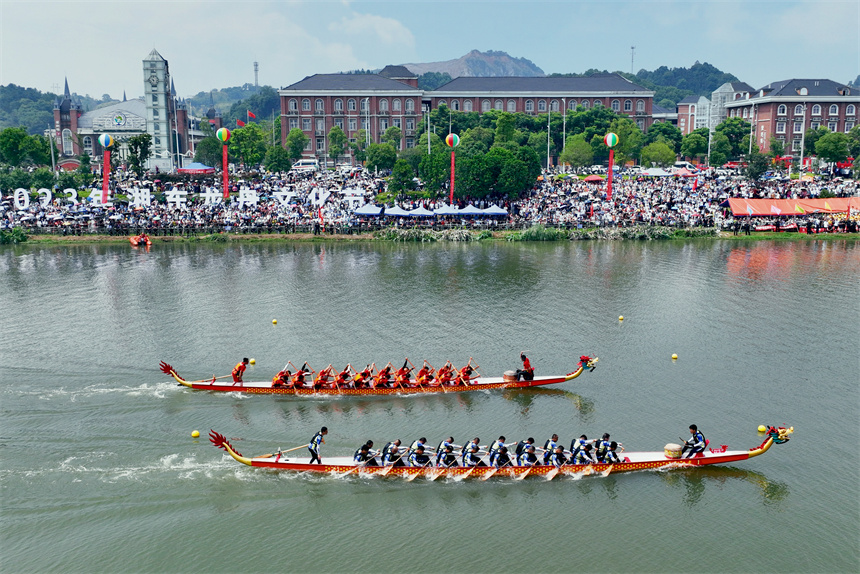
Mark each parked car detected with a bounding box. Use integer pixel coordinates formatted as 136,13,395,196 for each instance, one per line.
290,159,320,173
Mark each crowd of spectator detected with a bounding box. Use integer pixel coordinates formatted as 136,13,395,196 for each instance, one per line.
2,166,858,236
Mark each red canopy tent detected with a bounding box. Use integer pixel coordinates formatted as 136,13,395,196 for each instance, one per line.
674,168,697,177
726,198,860,216
583,174,605,182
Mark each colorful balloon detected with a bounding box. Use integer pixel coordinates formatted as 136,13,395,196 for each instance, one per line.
604,132,619,148
216,128,232,143
446,133,459,147
98,134,114,148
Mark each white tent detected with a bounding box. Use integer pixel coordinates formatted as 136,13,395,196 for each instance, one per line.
433,204,458,215
483,204,508,215
384,205,411,216
459,204,485,216
354,203,383,216
407,206,435,217
642,168,672,177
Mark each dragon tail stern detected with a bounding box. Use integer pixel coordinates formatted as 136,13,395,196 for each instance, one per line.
209,430,252,466
159,361,191,386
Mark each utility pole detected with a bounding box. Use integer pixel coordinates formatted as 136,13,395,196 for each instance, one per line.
630,46,636,74
254,61,259,90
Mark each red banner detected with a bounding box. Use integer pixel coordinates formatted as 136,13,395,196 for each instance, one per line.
222,145,229,200
606,149,614,201
102,150,110,204
450,150,456,206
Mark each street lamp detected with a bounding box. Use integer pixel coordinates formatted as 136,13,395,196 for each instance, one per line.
561,98,566,172
364,98,370,147
546,108,551,170
798,104,807,178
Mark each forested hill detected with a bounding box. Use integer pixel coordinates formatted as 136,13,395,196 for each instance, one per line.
0,84,110,135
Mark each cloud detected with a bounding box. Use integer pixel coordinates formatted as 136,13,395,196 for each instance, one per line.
329,12,416,48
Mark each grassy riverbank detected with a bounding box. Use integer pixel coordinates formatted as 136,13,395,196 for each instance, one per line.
8,225,859,246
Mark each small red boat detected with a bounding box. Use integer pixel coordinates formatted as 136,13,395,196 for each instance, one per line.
160,356,598,396
130,234,152,247
208,425,792,481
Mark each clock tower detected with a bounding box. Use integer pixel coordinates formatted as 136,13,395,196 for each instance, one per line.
143,49,173,171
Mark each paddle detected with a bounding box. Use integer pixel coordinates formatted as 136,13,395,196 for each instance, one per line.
515,466,533,481
481,467,499,481
379,450,406,476
545,466,562,481
257,443,311,459
337,454,379,478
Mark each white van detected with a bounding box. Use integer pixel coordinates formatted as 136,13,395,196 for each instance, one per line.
290,159,319,173
673,161,698,172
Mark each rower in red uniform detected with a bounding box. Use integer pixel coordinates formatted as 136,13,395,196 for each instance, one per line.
516,352,534,381
291,363,310,388
416,362,435,386
272,369,291,388
314,365,334,389
456,362,474,386
354,365,372,388
232,358,249,385
374,364,393,388
437,362,455,386
334,364,353,388
394,359,413,388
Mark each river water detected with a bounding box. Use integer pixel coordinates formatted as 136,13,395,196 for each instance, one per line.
1,239,858,573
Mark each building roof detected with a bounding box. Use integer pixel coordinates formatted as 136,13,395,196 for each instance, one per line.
379,65,416,79
281,73,422,93
145,48,165,62
756,79,853,97
728,82,754,93
677,96,700,104
432,74,652,94
651,104,676,116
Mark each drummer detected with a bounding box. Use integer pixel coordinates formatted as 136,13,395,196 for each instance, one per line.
515,352,534,381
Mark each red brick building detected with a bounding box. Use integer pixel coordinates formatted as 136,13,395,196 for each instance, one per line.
279,68,655,162
724,79,858,155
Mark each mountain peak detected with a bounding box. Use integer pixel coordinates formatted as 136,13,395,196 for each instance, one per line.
403,50,544,78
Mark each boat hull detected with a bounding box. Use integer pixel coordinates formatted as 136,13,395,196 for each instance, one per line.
209,429,791,481
162,359,597,396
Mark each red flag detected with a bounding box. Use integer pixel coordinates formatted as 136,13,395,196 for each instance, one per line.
692,177,698,191
247,110,256,119
318,207,324,223
236,119,246,127
208,119,218,124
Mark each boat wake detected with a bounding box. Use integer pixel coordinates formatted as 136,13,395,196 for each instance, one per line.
15,382,180,401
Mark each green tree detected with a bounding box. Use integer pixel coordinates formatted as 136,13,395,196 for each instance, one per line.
493,112,517,145
194,137,222,169
804,126,830,157
0,127,29,166
350,129,369,163
458,154,493,199
398,147,425,174
642,121,682,153
365,142,397,172
527,130,551,167
418,148,452,192
264,144,292,173
768,138,785,159
640,141,676,167
229,123,267,167
285,128,310,162
815,132,850,166
680,132,708,162
708,132,732,167
31,167,54,189
388,159,416,194
745,147,769,181
846,125,860,158
380,126,402,149
126,133,152,178
608,117,643,166
417,131,443,153
327,126,348,165
714,117,752,158
559,134,594,168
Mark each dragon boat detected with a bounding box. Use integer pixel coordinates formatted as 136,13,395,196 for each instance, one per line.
129,234,151,247
160,356,598,396
208,426,792,481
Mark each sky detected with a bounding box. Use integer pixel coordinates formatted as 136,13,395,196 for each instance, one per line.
1,0,857,101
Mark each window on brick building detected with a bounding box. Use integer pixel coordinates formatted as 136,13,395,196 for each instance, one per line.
316,138,324,151
611,100,620,112
348,99,356,111
482,100,491,112
302,99,310,111
550,100,559,112
777,104,787,115
624,100,632,112
348,118,356,131
437,99,446,107
360,99,369,112
845,121,855,132
316,118,324,132
636,100,645,112
406,118,414,130
406,138,414,148
379,99,388,112
794,104,803,115
537,100,546,112
315,99,324,111
335,118,344,129
811,122,820,130
83,136,92,155
464,100,473,112
581,100,589,109
829,104,838,115
334,99,343,111
569,100,577,110
289,99,297,111
828,121,838,131
811,104,821,115
380,118,388,131
405,99,414,112
393,118,401,128
302,118,311,130
594,100,602,107
636,118,645,130
793,121,803,133
451,100,459,111
62,129,72,155
392,99,401,111
289,118,298,129
507,100,515,112
791,139,801,151
847,105,856,116
525,100,534,112
776,122,786,134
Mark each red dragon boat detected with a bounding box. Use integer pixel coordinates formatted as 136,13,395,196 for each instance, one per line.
129,233,152,247
208,426,792,481
160,356,598,396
